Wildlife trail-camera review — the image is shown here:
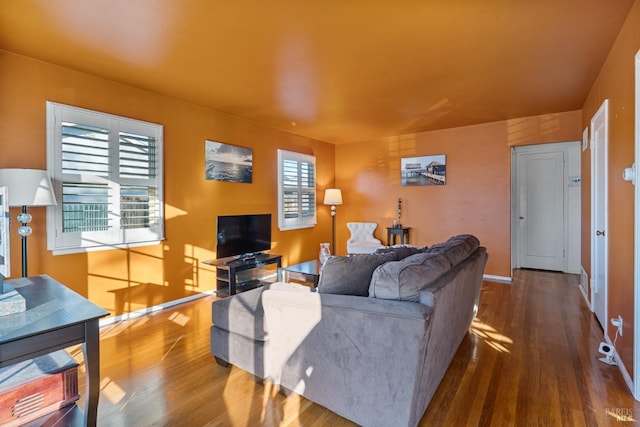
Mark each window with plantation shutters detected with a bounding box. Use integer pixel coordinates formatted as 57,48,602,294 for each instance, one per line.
46,102,164,254
277,149,316,230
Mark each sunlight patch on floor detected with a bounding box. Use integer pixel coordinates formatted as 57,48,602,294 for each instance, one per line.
100,376,127,404
470,318,512,353
259,381,281,424
100,316,151,339
281,390,308,426
161,334,183,360
66,345,83,362
168,311,190,326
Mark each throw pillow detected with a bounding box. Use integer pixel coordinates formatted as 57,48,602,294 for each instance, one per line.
375,244,427,261
317,252,396,296
369,252,450,301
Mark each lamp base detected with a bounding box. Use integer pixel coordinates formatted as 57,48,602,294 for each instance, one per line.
0,284,26,317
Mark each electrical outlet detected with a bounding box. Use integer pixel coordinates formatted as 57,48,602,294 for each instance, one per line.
611,315,623,336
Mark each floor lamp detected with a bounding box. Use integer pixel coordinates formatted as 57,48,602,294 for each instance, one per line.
323,188,343,255
0,169,57,277
0,185,21,316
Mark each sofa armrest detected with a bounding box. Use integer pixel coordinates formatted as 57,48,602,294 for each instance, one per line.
412,247,487,421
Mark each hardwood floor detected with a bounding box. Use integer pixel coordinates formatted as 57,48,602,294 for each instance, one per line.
69,269,639,426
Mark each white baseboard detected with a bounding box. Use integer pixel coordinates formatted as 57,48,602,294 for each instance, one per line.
483,274,512,283
603,335,636,397
579,266,592,311
99,290,214,327
618,349,635,398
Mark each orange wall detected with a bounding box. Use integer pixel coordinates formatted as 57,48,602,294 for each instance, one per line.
335,111,582,277
0,50,335,316
581,0,640,374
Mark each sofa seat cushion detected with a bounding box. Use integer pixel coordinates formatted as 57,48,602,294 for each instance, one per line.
368,252,450,302
427,234,480,267
318,252,396,296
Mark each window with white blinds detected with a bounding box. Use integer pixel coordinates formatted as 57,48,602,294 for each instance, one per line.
277,149,316,230
46,102,164,254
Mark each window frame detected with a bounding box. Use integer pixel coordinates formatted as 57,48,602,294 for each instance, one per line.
46,101,164,255
277,149,317,231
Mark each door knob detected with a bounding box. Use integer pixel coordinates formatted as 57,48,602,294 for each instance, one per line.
596,230,605,236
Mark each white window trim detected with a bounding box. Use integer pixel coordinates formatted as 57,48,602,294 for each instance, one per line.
46,101,164,255
277,149,317,231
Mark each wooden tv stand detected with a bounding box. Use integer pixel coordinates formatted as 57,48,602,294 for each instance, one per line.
203,254,282,297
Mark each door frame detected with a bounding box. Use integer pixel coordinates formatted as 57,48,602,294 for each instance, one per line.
510,141,581,274
590,99,609,331
633,49,640,400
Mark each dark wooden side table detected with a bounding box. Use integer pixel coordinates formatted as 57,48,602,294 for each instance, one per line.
283,260,322,287
0,275,109,426
386,227,411,246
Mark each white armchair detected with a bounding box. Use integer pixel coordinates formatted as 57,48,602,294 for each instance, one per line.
347,222,384,254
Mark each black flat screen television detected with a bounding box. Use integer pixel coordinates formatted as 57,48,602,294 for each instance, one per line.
216,214,271,259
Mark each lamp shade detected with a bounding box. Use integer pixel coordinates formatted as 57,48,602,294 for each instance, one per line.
323,188,343,205
0,169,57,207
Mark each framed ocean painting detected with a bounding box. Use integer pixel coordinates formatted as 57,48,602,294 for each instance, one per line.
205,140,253,183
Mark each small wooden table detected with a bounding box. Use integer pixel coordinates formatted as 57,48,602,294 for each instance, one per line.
283,260,322,287
0,275,109,426
386,226,411,245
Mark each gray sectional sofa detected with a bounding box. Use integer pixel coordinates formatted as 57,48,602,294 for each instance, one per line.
210,234,488,427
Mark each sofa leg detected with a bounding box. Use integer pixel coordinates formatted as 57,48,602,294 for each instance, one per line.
214,356,230,368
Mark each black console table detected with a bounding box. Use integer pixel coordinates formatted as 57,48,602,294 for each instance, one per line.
203,254,282,297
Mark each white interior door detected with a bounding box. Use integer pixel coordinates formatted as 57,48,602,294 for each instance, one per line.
591,99,609,331
516,148,566,271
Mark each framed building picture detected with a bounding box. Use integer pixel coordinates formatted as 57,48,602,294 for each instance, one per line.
401,154,446,186
205,140,253,183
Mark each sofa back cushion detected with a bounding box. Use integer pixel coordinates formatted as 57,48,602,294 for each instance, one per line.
427,234,480,267
317,252,396,296
368,252,451,302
